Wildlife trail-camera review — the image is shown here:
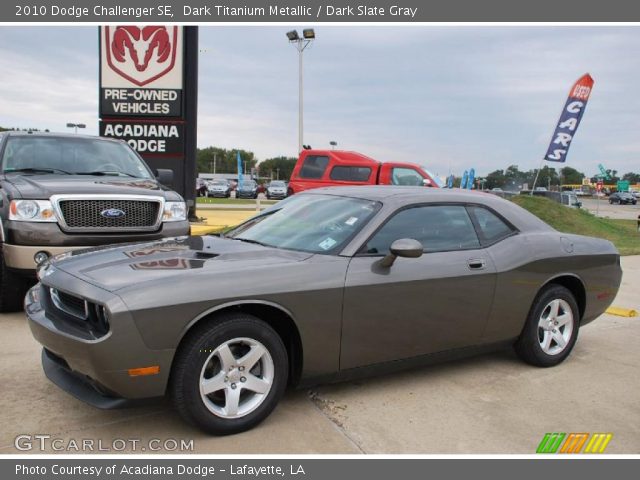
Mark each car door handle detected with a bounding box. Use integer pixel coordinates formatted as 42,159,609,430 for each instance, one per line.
467,258,486,270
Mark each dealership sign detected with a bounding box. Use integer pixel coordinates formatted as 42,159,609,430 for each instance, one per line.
99,120,184,154
100,26,183,117
544,73,594,163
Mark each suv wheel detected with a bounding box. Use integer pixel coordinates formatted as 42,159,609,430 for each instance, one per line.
0,245,30,312
171,313,288,435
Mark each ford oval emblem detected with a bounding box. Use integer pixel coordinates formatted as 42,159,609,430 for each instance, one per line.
101,208,126,219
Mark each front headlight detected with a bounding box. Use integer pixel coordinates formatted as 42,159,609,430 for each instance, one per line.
9,200,57,222
163,201,187,222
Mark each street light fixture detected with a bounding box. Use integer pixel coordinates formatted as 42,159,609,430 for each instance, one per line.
66,123,86,134
286,28,315,153
330,141,337,150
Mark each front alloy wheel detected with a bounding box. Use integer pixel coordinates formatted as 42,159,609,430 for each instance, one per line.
171,313,288,435
199,337,274,418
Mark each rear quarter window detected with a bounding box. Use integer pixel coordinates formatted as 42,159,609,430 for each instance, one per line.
467,206,515,245
329,166,372,182
299,155,329,179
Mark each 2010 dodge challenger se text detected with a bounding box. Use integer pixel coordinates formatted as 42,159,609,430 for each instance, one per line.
25,186,622,435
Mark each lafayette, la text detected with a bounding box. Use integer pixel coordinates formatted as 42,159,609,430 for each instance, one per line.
16,463,306,477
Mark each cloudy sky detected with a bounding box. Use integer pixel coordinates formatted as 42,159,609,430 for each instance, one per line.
0,26,638,177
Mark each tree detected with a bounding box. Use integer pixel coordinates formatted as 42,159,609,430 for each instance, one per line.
622,172,640,183
258,156,297,181
484,169,506,190
559,166,585,185
196,147,257,175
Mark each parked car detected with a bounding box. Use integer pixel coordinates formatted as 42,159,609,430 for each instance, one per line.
0,131,189,312
522,190,581,208
26,186,621,435
236,180,258,199
266,180,288,199
561,192,582,209
287,150,438,195
608,192,637,205
196,178,207,197
206,179,231,198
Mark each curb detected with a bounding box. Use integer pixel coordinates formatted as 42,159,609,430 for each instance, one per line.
605,307,638,317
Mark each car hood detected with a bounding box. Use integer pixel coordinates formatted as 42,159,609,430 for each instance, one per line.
5,174,168,199
49,235,312,292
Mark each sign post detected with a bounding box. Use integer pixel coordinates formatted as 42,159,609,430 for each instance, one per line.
98,25,198,219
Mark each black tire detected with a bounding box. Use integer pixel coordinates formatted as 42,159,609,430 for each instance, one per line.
514,284,580,368
0,246,30,313
170,313,288,435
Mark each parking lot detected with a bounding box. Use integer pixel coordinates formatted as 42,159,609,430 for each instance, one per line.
581,197,640,220
1,256,638,454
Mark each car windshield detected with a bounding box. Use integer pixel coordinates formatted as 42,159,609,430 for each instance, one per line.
1,136,153,178
270,181,285,187
212,180,227,185
226,194,381,254
242,181,256,188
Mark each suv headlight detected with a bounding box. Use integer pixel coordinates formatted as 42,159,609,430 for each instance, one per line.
163,201,187,222
9,200,57,222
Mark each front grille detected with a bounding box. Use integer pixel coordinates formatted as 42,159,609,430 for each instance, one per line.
44,286,110,338
51,288,87,319
58,199,161,232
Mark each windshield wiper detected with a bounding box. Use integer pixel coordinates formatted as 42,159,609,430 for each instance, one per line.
3,167,72,175
75,171,137,177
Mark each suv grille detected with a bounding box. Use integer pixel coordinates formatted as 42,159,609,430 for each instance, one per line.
58,199,161,232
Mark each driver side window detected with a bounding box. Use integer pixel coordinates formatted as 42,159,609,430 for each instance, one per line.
363,205,480,255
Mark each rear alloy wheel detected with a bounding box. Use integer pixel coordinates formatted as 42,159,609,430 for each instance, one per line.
514,285,579,367
171,313,288,435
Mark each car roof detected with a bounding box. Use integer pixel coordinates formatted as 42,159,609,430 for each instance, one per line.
2,131,122,143
303,185,553,232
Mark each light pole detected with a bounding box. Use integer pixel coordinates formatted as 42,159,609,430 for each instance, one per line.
330,140,337,150
66,123,86,134
287,29,315,154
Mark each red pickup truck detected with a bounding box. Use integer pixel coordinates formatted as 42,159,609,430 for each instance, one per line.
287,149,438,195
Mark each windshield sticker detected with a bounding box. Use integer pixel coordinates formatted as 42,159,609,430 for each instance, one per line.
318,237,337,251
345,216,359,226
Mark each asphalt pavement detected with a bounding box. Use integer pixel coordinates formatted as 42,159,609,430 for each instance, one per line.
1,257,638,454
581,197,640,220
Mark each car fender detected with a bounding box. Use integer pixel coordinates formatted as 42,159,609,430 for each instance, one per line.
177,298,301,345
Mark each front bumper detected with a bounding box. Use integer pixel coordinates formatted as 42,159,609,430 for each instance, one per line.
236,191,257,198
26,280,174,405
207,190,230,197
3,220,190,271
267,191,287,199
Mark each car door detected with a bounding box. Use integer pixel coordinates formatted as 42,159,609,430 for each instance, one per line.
340,204,497,370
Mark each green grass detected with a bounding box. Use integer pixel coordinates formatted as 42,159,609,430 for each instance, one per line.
196,197,278,205
512,195,640,255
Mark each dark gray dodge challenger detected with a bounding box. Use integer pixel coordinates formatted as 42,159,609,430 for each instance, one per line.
26,186,622,434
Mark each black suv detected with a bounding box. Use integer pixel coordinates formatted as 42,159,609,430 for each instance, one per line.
0,132,190,311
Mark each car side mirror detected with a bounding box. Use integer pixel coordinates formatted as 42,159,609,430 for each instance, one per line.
378,238,423,268
155,169,173,186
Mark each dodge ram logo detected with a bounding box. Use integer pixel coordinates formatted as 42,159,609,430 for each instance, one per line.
101,208,126,219
105,26,179,86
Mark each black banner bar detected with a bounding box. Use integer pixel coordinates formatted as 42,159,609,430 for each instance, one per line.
3,458,639,480
5,0,640,22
